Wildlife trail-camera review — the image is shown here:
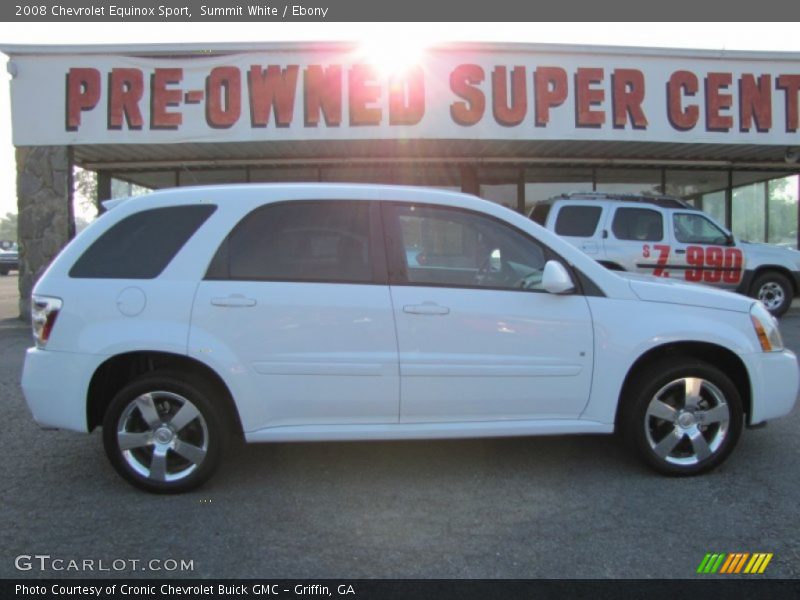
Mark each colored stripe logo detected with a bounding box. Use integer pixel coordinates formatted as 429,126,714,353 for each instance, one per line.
697,553,773,574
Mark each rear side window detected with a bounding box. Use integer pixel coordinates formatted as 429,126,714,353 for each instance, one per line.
611,208,663,241
206,200,373,283
554,206,603,237
70,205,216,279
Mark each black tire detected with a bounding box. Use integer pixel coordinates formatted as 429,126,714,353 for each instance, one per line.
102,371,228,493
0,268,8,276
621,358,743,476
750,271,793,317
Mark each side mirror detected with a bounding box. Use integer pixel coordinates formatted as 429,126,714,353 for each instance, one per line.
542,260,576,295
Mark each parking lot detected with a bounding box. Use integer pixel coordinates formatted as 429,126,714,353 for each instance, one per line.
1,271,799,579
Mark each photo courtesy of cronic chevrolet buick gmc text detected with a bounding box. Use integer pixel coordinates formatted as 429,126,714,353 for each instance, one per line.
21,184,799,493
529,192,800,317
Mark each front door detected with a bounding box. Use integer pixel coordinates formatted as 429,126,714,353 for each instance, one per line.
383,202,594,423
667,211,745,289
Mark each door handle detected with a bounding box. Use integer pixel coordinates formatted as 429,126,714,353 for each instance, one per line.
211,295,257,307
403,303,450,316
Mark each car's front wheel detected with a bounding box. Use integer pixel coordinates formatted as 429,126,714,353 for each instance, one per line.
622,358,743,476
750,271,793,317
102,372,227,493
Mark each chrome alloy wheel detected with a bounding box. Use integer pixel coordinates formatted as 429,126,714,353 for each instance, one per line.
644,377,730,467
757,282,786,313
116,391,209,483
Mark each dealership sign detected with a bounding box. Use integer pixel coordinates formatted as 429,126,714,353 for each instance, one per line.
8,49,800,146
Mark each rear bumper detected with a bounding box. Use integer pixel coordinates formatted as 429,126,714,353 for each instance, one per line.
745,349,800,425
21,348,101,432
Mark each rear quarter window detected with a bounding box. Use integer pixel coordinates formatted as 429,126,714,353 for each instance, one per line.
69,205,216,279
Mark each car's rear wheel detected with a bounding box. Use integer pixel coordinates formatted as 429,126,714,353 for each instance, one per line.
750,271,793,317
622,358,743,476
102,372,226,493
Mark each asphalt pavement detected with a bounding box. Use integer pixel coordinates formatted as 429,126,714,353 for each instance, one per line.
1,272,798,579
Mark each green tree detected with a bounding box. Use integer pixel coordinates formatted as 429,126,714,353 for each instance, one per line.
0,212,17,243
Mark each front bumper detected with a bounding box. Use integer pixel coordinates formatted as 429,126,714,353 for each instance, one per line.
21,347,102,432
745,349,800,425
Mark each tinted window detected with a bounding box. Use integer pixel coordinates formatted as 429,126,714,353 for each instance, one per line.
673,213,729,245
530,203,552,225
389,204,547,291
208,201,373,283
611,208,663,241
70,205,216,279
555,206,603,237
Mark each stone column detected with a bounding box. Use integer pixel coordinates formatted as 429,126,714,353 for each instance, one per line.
16,146,74,319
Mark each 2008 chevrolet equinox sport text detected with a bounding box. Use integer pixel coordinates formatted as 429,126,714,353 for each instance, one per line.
21,184,799,493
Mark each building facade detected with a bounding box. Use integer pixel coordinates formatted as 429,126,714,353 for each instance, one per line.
3,41,800,315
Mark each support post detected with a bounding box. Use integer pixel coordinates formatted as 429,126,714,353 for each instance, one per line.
16,146,74,319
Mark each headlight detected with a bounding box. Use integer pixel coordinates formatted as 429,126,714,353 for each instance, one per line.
31,295,62,348
750,302,784,352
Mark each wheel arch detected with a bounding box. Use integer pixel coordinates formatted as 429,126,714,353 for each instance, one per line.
87,351,243,435
614,341,751,430
750,265,798,295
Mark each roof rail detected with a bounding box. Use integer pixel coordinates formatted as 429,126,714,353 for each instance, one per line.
547,191,697,209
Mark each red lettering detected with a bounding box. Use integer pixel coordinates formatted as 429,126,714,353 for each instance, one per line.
304,65,342,127
575,68,605,128
66,68,101,131
349,65,382,126
739,74,772,132
449,64,485,126
612,68,647,129
108,68,143,130
534,67,567,126
667,70,699,131
248,65,298,127
705,72,733,132
206,67,241,129
389,66,425,126
491,66,526,127
776,74,800,132
150,68,183,129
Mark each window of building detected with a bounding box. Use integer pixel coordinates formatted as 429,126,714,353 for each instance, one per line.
732,182,766,243
768,175,798,249
595,168,662,195
611,208,663,241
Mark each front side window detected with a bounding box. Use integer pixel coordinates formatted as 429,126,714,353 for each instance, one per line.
207,200,373,283
611,207,663,241
70,204,216,279
673,213,730,245
388,204,547,291
554,205,603,237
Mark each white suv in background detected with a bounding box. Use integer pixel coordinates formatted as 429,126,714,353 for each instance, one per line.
21,184,799,493
530,192,800,316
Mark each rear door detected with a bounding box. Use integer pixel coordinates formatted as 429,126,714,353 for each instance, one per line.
603,205,669,276
667,211,744,289
189,200,399,432
547,202,606,257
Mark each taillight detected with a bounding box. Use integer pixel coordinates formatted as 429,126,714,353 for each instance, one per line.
31,295,62,348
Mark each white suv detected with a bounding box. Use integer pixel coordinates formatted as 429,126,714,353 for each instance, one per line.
21,184,799,492
530,192,800,317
